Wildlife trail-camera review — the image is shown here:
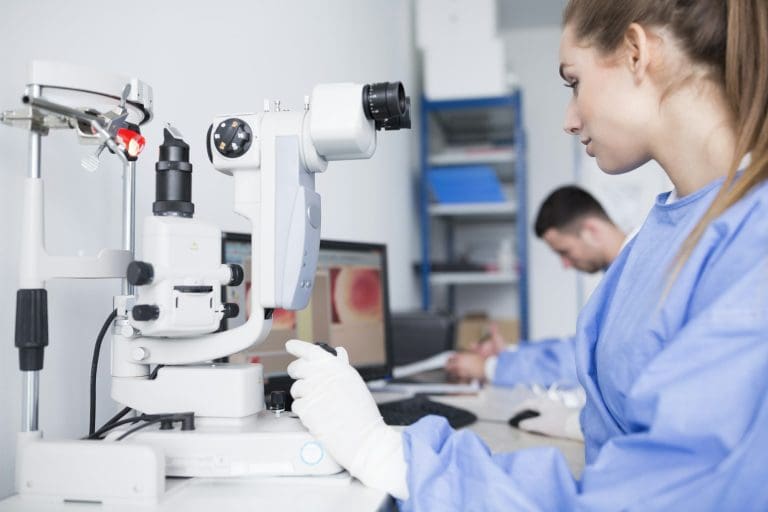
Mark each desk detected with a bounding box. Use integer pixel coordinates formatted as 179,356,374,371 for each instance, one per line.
429,385,585,478
375,385,585,479
0,386,584,511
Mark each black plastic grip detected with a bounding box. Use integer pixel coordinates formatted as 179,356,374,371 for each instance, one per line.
15,289,49,371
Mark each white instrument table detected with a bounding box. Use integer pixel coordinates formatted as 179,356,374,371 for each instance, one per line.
0,386,584,511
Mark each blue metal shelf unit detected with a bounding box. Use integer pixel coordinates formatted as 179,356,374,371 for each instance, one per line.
418,91,529,340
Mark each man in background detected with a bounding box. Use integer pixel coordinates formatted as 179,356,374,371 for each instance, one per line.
446,185,627,386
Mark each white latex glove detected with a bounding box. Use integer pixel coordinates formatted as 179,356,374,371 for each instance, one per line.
286,339,409,500
512,389,584,442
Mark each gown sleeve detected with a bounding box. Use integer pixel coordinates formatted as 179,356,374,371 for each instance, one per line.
493,337,579,388
399,256,768,511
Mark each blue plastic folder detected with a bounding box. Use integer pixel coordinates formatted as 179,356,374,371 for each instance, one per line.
427,166,505,203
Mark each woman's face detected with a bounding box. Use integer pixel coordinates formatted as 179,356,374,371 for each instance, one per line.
559,24,656,174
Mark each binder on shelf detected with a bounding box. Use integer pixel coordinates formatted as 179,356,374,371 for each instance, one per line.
426,165,505,204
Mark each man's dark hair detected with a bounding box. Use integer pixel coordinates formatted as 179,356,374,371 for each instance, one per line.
534,185,612,237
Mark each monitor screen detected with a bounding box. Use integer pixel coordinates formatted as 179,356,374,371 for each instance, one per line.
221,234,392,382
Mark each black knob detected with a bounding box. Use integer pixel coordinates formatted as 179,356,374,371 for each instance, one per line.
159,420,175,430
132,304,160,322
268,391,286,411
127,261,154,286
180,414,195,431
222,302,239,319
228,264,244,286
212,118,253,158
314,342,337,356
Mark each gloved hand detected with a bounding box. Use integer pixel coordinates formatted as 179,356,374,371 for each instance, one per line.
285,339,409,499
511,387,585,442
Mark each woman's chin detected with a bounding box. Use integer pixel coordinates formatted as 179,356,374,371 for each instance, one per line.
596,155,646,176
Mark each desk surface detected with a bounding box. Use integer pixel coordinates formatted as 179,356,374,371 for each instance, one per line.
375,385,585,478
0,386,584,511
429,386,585,478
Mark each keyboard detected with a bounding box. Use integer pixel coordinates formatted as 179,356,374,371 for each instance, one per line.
378,395,477,429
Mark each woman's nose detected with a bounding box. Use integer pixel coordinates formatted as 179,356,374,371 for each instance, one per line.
563,101,581,135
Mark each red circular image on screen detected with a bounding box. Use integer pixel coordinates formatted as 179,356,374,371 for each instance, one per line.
272,308,296,330
330,267,383,324
244,283,295,330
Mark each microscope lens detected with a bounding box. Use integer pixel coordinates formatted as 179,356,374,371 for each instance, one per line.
362,81,410,131
153,127,195,217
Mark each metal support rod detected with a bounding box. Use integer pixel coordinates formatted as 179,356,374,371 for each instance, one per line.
22,371,39,432
21,84,43,432
28,86,42,179
122,161,136,295
23,94,104,128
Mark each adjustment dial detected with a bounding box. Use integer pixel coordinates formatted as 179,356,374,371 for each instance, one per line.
212,118,253,158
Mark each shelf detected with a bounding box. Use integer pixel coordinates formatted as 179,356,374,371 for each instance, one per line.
428,202,517,221
429,272,519,286
418,89,529,339
425,96,518,146
428,146,515,166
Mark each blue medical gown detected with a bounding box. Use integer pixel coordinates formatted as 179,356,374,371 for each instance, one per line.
493,337,578,388
399,177,768,511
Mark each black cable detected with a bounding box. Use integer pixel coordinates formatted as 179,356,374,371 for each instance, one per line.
115,417,174,441
100,406,132,431
88,415,148,440
87,365,167,440
89,309,118,436
88,410,194,440
84,406,133,440
149,364,165,379
89,412,168,440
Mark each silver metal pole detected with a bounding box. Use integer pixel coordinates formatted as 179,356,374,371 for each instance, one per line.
22,372,39,431
22,84,42,432
122,161,136,295
28,86,41,180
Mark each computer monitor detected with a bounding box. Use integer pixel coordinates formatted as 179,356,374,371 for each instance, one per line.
221,234,393,382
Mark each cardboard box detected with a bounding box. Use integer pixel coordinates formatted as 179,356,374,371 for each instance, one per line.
455,313,519,351
423,38,514,100
416,0,498,48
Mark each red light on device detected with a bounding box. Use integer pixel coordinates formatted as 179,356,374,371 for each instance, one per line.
116,128,146,159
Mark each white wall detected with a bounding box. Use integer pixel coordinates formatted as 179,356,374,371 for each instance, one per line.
503,26,580,340
0,0,417,498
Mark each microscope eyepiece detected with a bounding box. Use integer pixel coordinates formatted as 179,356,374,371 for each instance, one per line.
154,126,195,217
362,81,411,131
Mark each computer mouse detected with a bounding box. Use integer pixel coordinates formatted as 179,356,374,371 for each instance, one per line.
509,409,541,428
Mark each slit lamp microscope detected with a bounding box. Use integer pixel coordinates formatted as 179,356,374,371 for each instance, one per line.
2,61,410,506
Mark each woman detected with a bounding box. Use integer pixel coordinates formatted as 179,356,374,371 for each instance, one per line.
286,0,768,509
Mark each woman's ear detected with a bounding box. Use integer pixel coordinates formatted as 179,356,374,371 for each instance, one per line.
623,22,651,83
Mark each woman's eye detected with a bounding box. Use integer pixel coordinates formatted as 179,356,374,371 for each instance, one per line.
563,81,579,95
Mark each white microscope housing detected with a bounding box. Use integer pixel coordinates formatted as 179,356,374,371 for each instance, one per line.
6,62,412,504
112,81,410,414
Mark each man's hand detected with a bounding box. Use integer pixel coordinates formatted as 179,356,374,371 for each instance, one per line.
445,352,486,381
446,323,508,381
470,322,506,358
